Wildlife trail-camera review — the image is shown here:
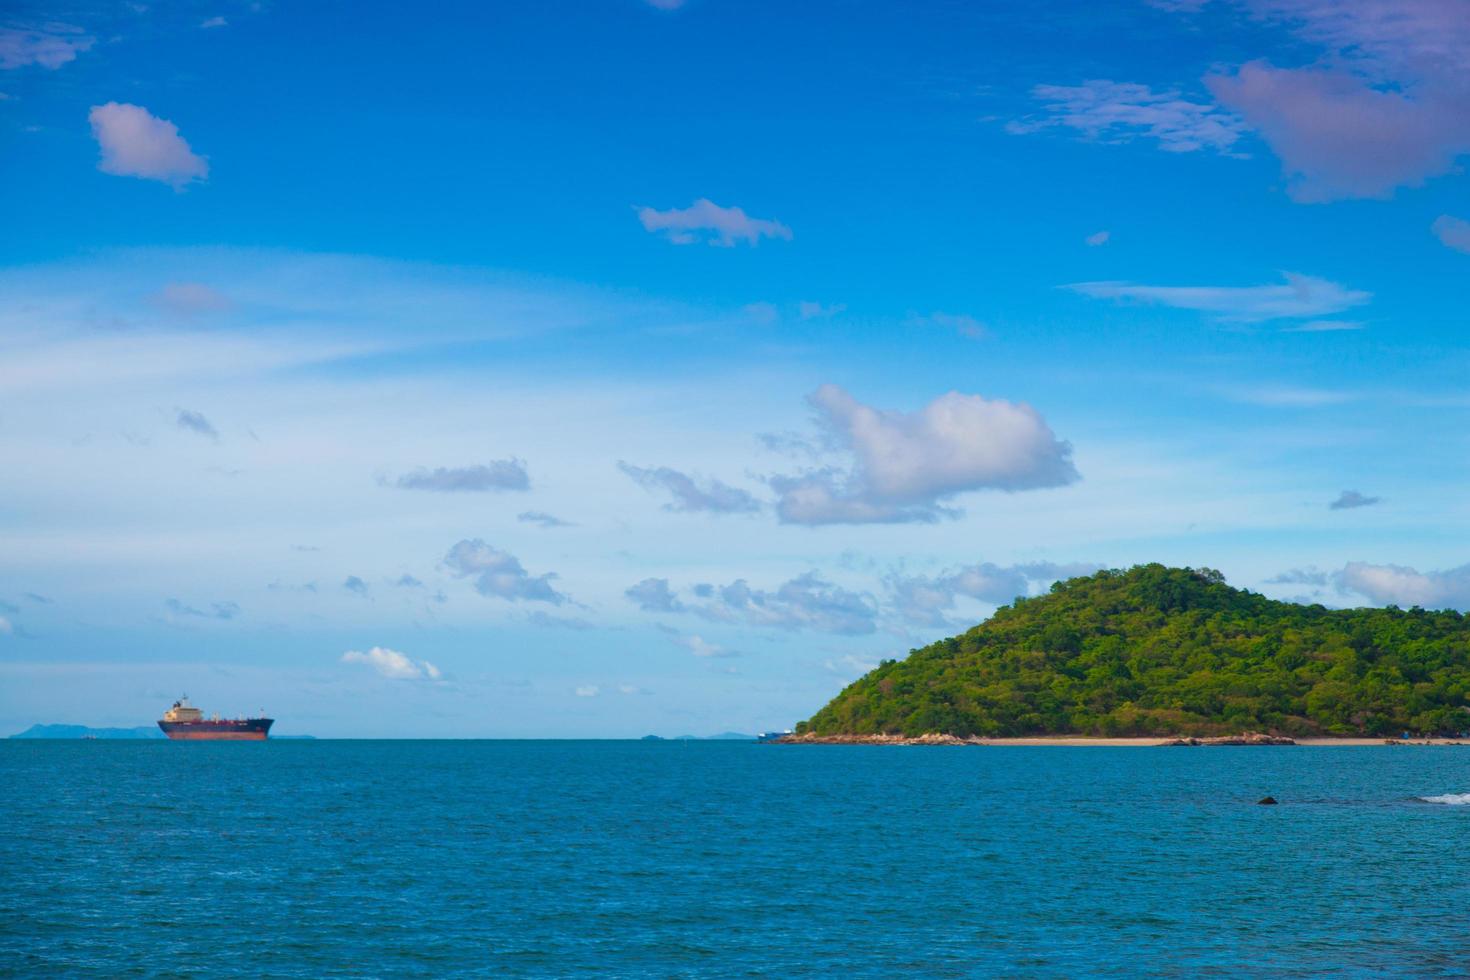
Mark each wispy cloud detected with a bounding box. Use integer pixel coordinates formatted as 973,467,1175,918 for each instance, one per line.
175,408,219,440
1008,80,1246,154
1432,215,1470,254
618,462,761,515
1068,273,1370,322
89,103,209,188
151,283,231,315
1085,230,1110,247
886,562,1101,627
659,626,739,658
0,24,94,70
1330,489,1381,510
165,598,239,620
442,539,567,604
771,384,1078,525
393,459,529,493
686,572,879,635
343,575,369,597
636,199,792,247
341,646,441,681
517,511,574,528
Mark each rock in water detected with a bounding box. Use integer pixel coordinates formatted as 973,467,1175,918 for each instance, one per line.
1257,796,1278,805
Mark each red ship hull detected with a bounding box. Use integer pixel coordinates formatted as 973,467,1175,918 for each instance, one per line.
158,718,273,740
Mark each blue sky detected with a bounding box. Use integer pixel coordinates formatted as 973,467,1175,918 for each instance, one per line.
3,0,1470,736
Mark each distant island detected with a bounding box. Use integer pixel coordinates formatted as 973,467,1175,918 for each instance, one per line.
794,564,1470,741
641,733,756,741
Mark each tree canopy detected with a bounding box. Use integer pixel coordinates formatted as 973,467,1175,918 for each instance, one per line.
797,564,1470,738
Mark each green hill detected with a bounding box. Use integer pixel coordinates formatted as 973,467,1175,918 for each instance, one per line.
797,564,1470,738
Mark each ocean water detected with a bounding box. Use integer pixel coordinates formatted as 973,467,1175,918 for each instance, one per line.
3,742,1469,978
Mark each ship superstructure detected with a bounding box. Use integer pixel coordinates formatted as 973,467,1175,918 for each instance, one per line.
157,697,273,740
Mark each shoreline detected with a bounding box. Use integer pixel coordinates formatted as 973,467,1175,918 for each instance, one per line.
775,733,1470,747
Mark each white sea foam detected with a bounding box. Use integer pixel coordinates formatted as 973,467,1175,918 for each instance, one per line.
1420,793,1470,805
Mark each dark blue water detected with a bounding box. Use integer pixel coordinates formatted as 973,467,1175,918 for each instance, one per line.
3,742,1469,977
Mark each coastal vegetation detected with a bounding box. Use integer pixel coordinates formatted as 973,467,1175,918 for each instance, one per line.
797,565,1470,738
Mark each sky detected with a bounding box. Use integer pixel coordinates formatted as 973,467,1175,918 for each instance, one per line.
3,0,1470,737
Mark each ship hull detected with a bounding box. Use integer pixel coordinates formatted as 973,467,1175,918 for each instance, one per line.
158,719,273,741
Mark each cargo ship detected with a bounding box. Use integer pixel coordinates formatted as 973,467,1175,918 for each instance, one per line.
157,697,273,740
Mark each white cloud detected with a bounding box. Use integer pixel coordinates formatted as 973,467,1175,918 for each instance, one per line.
1069,273,1370,322
1086,230,1110,247
661,628,739,658
1432,215,1470,254
0,24,94,70
341,646,441,681
442,539,567,604
394,459,529,493
1334,562,1470,609
518,510,574,528
88,103,208,188
636,199,792,247
618,461,761,514
921,311,988,339
574,684,600,697
200,16,228,28
771,384,1078,525
1008,80,1246,154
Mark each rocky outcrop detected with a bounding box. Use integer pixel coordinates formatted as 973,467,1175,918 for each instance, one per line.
1162,732,1295,746
774,732,985,746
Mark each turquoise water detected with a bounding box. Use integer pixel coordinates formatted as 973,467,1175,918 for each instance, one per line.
3,741,1469,977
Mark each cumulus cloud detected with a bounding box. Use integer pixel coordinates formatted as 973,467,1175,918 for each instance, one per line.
771,384,1078,525
690,572,878,634
341,646,441,681
394,459,529,493
343,575,369,597
617,462,761,515
1069,273,1369,322
1432,215,1470,254
1008,80,1246,153
151,282,231,315
518,510,574,528
625,578,684,613
0,24,94,70
1086,230,1111,246
887,561,1101,627
442,539,567,604
175,408,219,440
1334,562,1470,609
1330,489,1381,510
88,102,208,188
636,198,792,247
165,598,239,620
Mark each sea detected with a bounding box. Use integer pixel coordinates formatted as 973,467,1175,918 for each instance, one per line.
3,740,1469,978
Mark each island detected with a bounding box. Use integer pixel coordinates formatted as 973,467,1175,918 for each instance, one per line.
789,564,1470,743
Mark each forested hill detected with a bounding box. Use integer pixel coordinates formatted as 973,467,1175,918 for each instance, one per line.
797,565,1470,738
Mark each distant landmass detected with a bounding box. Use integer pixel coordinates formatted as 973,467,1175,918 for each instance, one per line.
798,564,1470,739
11,724,164,739
9,724,316,740
642,733,756,741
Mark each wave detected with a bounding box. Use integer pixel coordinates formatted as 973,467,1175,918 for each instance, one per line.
1419,793,1470,805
